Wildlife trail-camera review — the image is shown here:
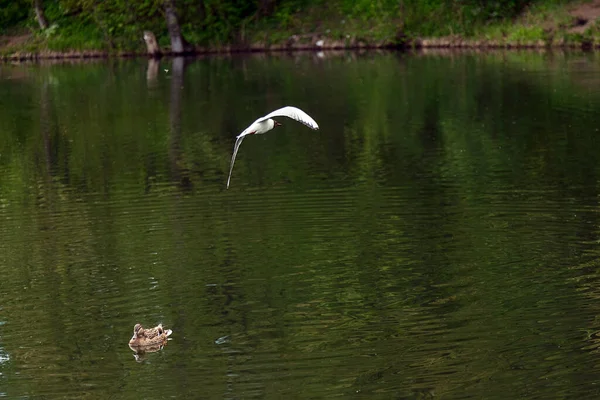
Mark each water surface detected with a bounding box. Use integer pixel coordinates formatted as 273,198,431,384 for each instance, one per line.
2,50,600,398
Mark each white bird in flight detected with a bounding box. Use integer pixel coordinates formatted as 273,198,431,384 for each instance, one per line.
226,106,319,188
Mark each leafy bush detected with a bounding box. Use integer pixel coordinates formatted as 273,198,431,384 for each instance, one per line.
0,0,586,50
507,25,545,41
0,0,29,33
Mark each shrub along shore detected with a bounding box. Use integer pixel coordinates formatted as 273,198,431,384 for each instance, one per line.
1,0,599,60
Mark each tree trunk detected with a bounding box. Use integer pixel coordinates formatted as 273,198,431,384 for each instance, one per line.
197,0,205,25
143,31,162,57
33,0,49,30
258,0,276,16
163,0,185,53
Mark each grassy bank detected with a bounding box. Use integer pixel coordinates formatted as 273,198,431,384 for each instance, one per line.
1,0,599,59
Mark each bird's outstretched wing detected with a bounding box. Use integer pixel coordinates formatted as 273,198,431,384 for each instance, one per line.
227,106,319,188
227,135,246,189
256,106,319,130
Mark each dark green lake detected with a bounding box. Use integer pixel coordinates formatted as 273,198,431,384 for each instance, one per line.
2,50,600,399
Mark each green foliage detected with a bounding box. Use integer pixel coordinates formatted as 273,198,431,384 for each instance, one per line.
44,0,165,50
399,0,535,37
0,0,590,51
0,0,29,33
507,25,545,41
474,0,577,41
341,0,400,20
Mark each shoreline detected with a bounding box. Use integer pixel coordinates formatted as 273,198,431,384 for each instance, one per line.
3,0,600,62
1,37,598,62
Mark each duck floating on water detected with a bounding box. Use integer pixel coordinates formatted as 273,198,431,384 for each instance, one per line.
128,323,172,349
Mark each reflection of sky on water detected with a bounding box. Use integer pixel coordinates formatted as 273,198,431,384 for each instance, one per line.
0,318,9,366
0,344,8,398
0,306,9,396
0,342,9,398
0,348,9,364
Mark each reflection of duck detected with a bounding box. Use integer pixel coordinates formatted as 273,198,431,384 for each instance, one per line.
130,344,165,362
128,323,172,348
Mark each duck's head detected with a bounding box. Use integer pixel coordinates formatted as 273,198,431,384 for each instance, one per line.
131,323,144,341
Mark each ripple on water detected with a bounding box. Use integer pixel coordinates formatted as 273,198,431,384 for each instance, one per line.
3,53,600,399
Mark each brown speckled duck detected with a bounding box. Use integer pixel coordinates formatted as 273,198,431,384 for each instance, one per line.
128,323,172,348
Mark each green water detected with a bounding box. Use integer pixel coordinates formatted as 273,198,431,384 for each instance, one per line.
2,51,600,399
